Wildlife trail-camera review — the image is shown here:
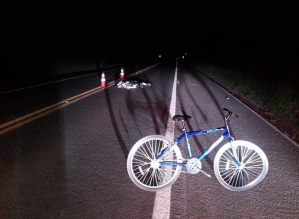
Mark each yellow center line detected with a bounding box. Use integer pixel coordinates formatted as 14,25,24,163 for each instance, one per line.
0,63,160,135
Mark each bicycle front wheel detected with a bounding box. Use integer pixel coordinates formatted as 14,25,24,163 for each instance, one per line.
214,140,268,191
127,135,182,191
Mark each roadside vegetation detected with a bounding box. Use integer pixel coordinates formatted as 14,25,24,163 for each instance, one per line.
191,62,299,128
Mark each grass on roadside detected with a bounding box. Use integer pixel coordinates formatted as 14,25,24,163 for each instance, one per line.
191,63,299,127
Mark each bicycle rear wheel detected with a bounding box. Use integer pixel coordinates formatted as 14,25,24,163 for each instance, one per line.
214,140,268,191
127,135,182,191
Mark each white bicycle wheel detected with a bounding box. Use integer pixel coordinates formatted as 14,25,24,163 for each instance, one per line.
214,140,268,191
127,135,182,191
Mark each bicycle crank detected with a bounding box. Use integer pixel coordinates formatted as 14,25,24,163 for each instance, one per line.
186,158,202,174
186,158,211,177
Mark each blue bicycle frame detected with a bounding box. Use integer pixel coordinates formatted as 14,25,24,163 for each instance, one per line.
156,120,242,167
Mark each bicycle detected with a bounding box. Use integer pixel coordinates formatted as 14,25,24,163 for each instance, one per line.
127,108,269,192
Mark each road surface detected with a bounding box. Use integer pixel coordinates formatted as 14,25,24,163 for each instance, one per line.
0,60,299,218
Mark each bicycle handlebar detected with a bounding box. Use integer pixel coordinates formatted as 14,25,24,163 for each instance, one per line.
223,108,231,114
223,108,239,119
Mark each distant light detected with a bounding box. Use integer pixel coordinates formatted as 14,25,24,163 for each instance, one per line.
159,55,161,58
185,53,187,55
182,56,184,59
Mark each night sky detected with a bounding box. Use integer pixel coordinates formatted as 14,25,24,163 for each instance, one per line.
1,3,298,74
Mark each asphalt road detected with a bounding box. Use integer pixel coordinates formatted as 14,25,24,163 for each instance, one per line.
0,60,299,218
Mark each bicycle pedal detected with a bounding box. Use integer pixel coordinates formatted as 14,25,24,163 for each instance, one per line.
199,169,211,178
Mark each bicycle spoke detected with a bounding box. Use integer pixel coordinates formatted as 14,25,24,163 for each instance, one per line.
147,141,155,159
158,168,173,183
127,135,182,191
242,169,256,182
221,168,237,182
136,145,152,160
245,153,262,164
132,157,150,165
214,141,268,191
244,167,261,178
238,171,245,187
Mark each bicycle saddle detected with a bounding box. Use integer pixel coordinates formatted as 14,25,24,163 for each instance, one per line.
173,115,192,122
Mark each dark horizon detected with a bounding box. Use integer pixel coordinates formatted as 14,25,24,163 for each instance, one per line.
1,2,298,81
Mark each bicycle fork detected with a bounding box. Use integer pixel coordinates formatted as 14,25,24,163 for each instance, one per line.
225,120,242,167
229,139,242,167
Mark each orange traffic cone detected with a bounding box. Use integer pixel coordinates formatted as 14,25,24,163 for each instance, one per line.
100,72,106,87
120,68,124,80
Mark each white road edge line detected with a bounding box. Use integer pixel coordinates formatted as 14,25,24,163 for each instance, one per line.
152,61,178,219
209,74,299,148
190,65,299,148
